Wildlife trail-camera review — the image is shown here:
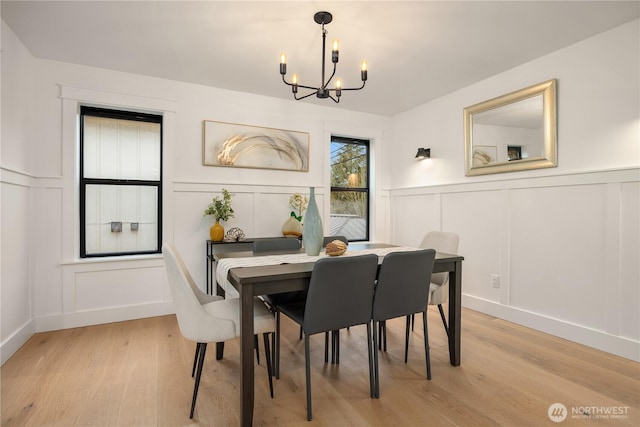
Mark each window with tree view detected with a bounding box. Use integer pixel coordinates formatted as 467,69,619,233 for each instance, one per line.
330,136,369,241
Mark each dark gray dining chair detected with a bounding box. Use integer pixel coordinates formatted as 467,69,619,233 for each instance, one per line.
253,237,301,253
254,237,304,378
278,254,379,421
320,235,348,361
265,236,348,378
372,249,436,398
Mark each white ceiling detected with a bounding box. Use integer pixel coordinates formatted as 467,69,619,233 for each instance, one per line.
2,1,638,116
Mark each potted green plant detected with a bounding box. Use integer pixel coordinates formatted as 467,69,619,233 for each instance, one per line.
204,189,235,241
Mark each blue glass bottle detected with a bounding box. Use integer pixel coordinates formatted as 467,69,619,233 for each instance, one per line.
302,187,323,256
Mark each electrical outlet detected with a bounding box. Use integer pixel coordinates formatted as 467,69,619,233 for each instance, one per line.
491,274,500,288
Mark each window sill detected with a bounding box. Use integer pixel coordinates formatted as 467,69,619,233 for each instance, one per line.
62,253,163,266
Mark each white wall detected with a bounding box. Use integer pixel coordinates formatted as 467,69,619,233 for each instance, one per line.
388,20,640,361
0,21,37,364
0,20,391,364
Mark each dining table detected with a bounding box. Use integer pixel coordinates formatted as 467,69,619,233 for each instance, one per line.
213,242,464,427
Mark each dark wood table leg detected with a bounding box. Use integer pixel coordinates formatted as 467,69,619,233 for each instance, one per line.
239,282,255,427
448,260,462,366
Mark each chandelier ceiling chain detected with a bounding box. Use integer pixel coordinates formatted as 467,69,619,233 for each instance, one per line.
279,11,368,103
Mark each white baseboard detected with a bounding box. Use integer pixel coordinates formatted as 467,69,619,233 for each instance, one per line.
1,318,36,366
34,301,175,333
6,298,638,365
463,295,640,362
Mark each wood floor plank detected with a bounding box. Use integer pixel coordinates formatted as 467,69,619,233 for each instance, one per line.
1,309,638,426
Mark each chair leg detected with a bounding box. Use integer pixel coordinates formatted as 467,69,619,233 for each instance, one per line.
377,321,387,351
331,330,340,365
190,342,207,419
330,331,335,364
263,333,274,398
255,334,260,365
437,304,450,338
304,334,313,421
404,315,411,363
383,321,387,351
324,332,329,363
191,342,201,377
411,313,415,331
275,311,281,379
366,322,375,399
373,321,380,398
422,310,432,380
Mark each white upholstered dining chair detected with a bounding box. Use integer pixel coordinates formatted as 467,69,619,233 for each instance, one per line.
162,243,276,419
420,231,460,337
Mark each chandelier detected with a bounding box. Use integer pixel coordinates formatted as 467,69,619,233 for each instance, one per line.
279,11,367,103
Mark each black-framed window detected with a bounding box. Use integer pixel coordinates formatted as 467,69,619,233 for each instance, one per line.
330,136,370,241
79,106,162,257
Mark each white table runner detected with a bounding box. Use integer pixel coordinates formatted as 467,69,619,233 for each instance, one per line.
216,246,419,298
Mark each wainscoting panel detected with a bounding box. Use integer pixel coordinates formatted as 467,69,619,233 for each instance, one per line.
509,184,607,329
389,168,639,361
440,189,503,303
1,179,33,363
391,193,439,247
620,181,639,341
73,266,165,311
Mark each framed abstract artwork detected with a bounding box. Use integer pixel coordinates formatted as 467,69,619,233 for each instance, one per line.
202,120,309,172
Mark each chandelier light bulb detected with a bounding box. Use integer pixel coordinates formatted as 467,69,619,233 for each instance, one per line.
280,53,287,64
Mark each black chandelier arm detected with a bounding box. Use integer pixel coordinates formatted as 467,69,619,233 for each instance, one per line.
298,83,326,91
337,80,366,92
291,88,339,102
293,91,319,101
281,75,325,92
279,11,366,103
281,64,338,92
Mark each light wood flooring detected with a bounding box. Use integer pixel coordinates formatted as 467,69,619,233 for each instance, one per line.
1,308,638,426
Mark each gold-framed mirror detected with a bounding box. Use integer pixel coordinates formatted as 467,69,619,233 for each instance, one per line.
464,79,557,176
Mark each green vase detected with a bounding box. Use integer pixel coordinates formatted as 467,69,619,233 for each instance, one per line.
302,187,323,256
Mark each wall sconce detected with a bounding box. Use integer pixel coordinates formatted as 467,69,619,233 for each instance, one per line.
415,147,431,159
